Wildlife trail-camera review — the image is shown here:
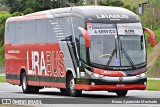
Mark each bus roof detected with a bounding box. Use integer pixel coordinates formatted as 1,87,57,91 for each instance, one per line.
7,6,140,23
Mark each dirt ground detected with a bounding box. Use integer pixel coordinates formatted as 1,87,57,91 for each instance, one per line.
147,42,160,67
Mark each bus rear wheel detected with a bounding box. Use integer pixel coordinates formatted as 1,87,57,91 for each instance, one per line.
116,90,128,97
21,72,39,93
68,74,82,97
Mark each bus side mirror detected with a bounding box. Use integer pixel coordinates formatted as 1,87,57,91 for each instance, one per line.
78,27,91,48
143,27,156,46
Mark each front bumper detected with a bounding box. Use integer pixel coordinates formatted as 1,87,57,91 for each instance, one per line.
75,78,147,91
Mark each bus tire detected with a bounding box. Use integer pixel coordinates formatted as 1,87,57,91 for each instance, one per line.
116,90,128,97
68,74,82,97
60,88,69,95
21,72,39,93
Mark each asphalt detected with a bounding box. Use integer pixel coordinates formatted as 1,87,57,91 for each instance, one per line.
0,83,160,107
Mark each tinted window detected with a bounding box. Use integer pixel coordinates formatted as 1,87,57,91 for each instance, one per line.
36,19,47,43
6,22,16,44
25,20,36,44
72,17,85,40
47,17,72,42
15,21,25,44
80,34,86,62
9,22,16,44
47,18,58,43
59,17,72,38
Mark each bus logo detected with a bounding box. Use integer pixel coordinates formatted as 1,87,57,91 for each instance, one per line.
26,51,65,77
96,14,129,19
119,77,123,81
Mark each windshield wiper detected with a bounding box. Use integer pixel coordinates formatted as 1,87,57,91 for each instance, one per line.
105,49,116,68
121,48,136,69
105,38,118,68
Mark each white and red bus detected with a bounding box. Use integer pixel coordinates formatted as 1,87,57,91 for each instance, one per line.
5,6,155,97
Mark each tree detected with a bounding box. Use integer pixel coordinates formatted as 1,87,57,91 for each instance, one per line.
98,0,137,14
98,0,124,7
0,11,12,65
2,0,82,14
23,8,33,15
0,11,12,42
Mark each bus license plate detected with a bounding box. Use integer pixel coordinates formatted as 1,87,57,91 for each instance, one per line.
116,84,125,88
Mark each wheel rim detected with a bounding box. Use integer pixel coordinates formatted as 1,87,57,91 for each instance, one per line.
22,76,27,90
70,78,75,93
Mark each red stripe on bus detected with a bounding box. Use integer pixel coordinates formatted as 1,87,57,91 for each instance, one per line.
7,79,20,85
28,81,66,88
93,68,125,77
75,84,146,91
40,82,66,88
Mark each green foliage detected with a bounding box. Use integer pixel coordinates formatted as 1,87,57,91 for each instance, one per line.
69,0,80,3
0,11,12,41
154,56,160,68
98,0,137,14
123,5,137,14
0,76,6,82
147,80,160,91
2,0,82,14
153,28,160,43
23,8,33,15
148,56,160,78
0,43,4,66
12,12,23,17
98,0,124,7
0,11,12,66
0,11,11,23
123,4,131,10
0,3,10,12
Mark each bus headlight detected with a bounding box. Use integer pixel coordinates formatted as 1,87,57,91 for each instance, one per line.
85,69,104,79
137,73,147,78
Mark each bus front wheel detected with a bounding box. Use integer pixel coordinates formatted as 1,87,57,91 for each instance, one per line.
68,74,82,97
21,72,39,93
116,90,128,97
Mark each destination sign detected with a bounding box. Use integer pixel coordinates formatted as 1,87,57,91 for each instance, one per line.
87,23,117,35
88,29,116,35
117,23,143,35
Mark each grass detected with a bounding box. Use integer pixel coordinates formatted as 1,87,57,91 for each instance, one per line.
0,104,32,107
0,76,6,82
147,56,160,78
147,80,160,91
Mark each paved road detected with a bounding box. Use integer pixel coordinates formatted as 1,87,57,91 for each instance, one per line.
0,83,160,107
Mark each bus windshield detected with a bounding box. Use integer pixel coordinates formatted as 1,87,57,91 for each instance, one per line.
90,34,117,66
87,23,146,68
119,35,146,66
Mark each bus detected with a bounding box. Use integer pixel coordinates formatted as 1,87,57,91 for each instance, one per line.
5,6,155,97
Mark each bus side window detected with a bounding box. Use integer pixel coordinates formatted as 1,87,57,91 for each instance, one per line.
15,21,25,44
36,19,47,43
79,34,86,62
47,18,57,43
59,17,72,38
8,22,16,44
72,17,85,41
5,22,9,43
25,20,36,44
